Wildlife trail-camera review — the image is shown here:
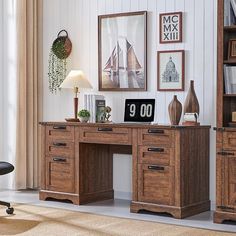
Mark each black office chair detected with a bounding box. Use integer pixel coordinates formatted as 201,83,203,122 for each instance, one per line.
0,162,14,214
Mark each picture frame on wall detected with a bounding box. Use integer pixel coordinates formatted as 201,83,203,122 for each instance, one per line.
159,12,183,44
228,39,236,61
98,11,147,91
157,50,185,91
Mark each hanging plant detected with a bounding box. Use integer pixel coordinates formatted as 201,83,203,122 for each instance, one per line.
48,30,72,93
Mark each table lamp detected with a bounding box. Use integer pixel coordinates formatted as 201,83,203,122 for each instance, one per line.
60,70,92,122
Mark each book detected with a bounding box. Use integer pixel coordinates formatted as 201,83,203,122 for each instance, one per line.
95,100,106,123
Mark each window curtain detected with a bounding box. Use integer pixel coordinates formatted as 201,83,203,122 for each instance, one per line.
14,0,43,189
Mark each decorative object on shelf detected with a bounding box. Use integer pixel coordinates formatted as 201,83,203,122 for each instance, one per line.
48,30,72,94
78,109,90,123
159,12,183,44
183,80,199,115
98,11,147,91
124,99,155,122
60,70,92,122
104,106,112,123
168,95,182,125
233,111,236,122
96,100,106,122
228,39,236,61
157,50,185,91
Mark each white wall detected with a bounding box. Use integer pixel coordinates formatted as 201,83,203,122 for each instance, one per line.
43,0,217,203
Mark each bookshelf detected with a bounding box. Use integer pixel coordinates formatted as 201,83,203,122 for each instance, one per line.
217,0,236,127
214,0,236,224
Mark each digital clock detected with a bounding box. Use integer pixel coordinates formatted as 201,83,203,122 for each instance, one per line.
124,99,155,122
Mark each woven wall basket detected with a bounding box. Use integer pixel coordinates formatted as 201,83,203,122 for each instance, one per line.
52,30,72,59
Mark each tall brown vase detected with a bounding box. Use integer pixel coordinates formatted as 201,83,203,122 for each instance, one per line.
184,80,200,115
168,95,182,125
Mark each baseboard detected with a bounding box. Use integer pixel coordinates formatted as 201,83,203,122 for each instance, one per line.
114,191,132,200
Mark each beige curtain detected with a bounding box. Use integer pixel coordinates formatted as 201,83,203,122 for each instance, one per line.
15,0,43,189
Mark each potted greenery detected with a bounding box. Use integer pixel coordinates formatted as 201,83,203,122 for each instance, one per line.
78,109,90,123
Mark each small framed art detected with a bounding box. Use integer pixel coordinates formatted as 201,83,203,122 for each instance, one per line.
228,39,236,61
159,12,183,44
98,11,147,91
157,50,185,91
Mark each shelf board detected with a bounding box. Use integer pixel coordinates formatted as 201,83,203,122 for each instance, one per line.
224,25,236,31
224,60,236,64
224,94,236,97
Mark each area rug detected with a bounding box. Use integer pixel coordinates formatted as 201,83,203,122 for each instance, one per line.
0,204,234,236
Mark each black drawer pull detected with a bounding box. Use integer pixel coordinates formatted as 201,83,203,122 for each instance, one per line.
53,157,67,162
148,165,165,171
98,127,113,132
148,147,164,152
217,151,234,156
53,126,66,130
53,142,67,147
148,129,164,134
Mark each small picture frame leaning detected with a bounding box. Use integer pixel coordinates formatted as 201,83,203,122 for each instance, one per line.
228,39,236,61
157,50,185,91
159,12,183,44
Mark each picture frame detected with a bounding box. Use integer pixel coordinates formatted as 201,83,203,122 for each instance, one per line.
157,50,185,91
159,12,183,44
98,11,147,91
228,39,236,61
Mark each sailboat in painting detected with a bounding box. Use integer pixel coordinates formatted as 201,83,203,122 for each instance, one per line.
103,38,144,89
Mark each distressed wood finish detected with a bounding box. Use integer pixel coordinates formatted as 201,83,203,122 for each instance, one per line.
214,0,236,224
40,122,210,219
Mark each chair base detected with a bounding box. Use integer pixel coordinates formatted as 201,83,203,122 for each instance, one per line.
0,200,14,214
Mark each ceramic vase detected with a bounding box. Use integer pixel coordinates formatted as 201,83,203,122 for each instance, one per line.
168,95,182,125
79,116,89,123
184,80,200,115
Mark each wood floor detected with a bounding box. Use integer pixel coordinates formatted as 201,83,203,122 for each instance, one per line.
0,190,236,233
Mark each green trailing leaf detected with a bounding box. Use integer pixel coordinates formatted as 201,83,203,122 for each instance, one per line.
48,48,67,94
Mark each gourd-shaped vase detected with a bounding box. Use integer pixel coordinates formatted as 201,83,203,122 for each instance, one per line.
184,80,200,115
168,95,182,125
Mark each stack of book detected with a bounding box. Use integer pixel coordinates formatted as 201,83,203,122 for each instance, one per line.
224,65,236,94
84,94,106,123
225,0,236,26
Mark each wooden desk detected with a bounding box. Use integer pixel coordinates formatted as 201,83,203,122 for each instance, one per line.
39,122,210,219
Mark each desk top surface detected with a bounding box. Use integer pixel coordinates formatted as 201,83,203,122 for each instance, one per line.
40,121,211,129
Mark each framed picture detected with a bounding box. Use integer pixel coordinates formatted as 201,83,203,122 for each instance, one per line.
157,50,185,91
228,39,236,60
98,11,147,91
159,12,183,44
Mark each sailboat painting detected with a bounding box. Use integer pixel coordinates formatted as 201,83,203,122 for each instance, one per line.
98,12,147,91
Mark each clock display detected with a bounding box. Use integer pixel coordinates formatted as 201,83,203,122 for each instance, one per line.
124,99,155,122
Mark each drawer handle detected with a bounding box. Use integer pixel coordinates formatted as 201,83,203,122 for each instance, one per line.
148,129,164,134
148,165,165,171
98,127,113,132
53,157,67,162
53,142,67,147
53,126,66,130
217,151,234,156
147,147,164,152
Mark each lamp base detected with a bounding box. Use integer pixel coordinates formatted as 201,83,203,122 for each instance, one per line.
65,118,80,122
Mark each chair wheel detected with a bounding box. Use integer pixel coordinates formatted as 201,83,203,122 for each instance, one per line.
6,207,14,214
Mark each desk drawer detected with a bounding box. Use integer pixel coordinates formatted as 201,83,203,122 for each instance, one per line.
46,125,74,141
138,128,173,146
46,141,74,158
46,156,74,193
138,146,172,166
223,132,236,150
138,164,174,205
79,127,132,145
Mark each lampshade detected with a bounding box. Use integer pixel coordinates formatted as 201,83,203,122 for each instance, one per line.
60,70,92,89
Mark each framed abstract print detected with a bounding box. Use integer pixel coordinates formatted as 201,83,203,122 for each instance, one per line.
98,11,147,91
